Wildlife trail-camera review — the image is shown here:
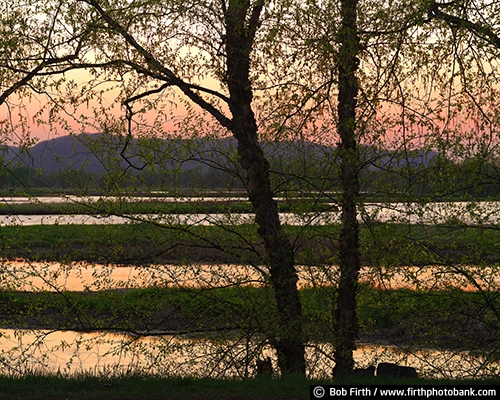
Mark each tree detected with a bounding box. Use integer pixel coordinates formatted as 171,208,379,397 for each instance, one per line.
333,0,361,378
4,0,500,379
0,0,306,375
302,0,500,376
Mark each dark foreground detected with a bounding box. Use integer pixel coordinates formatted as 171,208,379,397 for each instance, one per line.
2,374,500,400
1,374,317,400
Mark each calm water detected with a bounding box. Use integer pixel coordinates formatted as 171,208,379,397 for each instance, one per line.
0,259,498,379
1,197,499,378
0,195,249,204
2,197,500,226
1,260,497,292
0,328,497,379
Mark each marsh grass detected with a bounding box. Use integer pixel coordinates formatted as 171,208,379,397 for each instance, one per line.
1,208,500,383
0,285,496,351
0,373,318,400
0,201,254,215
0,198,334,216
2,222,500,265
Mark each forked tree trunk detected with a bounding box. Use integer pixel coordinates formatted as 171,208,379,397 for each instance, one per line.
224,0,306,375
334,0,361,378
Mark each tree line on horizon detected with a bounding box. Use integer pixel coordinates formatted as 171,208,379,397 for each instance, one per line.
2,137,500,202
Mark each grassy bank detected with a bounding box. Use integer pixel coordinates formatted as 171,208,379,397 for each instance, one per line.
0,374,319,400
1,222,499,265
0,198,335,215
1,213,499,385
0,285,497,352
0,200,256,215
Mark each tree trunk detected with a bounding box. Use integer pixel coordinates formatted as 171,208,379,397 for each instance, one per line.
224,0,305,375
333,0,361,378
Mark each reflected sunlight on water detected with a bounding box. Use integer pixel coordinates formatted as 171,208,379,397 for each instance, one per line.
0,259,497,292
2,199,500,226
0,329,497,379
1,197,499,379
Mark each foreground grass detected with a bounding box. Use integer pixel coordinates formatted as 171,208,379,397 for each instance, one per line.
1,374,500,400
0,374,316,400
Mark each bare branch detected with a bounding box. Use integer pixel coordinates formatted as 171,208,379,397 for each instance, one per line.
81,0,233,130
0,54,77,106
429,0,500,48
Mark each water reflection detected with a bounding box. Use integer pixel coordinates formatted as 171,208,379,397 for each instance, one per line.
2,197,499,379
2,200,500,226
0,259,499,379
0,329,497,379
0,259,497,292
0,195,250,205
0,261,267,291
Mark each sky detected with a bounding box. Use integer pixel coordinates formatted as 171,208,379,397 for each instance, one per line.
1,72,187,145
0,38,494,151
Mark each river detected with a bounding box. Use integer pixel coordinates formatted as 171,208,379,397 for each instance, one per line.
0,259,498,378
1,197,499,378
2,198,500,226
0,328,496,379
1,259,497,292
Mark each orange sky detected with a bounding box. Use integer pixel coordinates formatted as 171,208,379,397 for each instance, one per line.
1,60,492,151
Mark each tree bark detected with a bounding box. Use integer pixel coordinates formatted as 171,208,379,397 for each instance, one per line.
333,0,361,378
85,0,305,376
224,0,305,375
